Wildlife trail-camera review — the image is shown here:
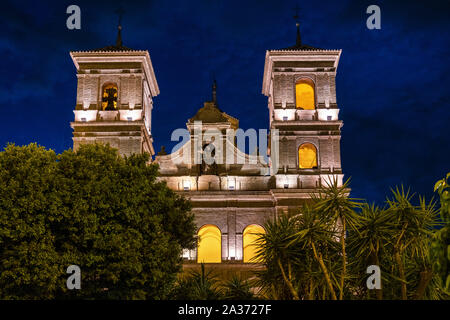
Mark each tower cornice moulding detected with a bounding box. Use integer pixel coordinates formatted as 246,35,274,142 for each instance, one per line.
262,49,342,96
70,50,159,97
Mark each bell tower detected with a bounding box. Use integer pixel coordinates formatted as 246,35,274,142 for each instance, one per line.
70,23,159,157
262,16,344,191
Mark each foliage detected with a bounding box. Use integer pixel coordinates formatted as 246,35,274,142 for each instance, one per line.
222,274,255,300
431,173,450,296
254,204,342,300
0,143,196,299
252,178,360,300
254,179,444,300
0,144,60,299
347,188,440,300
171,264,255,300
170,264,223,300
312,177,361,299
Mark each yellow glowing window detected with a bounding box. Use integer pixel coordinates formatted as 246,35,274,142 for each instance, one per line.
298,143,317,169
102,84,118,110
197,225,221,263
295,80,315,110
243,224,265,263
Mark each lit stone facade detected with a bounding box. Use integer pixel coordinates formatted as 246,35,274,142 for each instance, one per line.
70,32,345,267
155,48,344,264
262,49,344,191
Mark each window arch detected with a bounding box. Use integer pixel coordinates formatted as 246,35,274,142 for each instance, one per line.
197,225,221,263
243,224,265,263
101,83,118,110
298,143,318,169
295,78,315,110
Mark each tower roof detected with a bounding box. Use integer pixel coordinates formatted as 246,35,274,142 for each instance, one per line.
92,11,135,52
189,101,229,123
92,25,135,52
92,44,135,52
188,80,238,127
280,42,321,51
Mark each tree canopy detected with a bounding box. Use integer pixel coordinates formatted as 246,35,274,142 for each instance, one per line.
0,143,196,299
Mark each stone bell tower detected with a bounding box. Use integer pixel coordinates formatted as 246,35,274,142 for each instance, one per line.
70,24,159,157
262,17,344,192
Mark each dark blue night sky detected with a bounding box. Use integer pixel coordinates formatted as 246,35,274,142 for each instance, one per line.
0,0,448,205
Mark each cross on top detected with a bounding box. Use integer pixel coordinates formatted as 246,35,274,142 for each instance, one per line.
293,4,300,27
115,7,125,27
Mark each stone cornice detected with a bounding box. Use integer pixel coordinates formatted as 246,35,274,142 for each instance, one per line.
262,49,342,96
70,120,145,127
268,49,341,54
70,50,160,97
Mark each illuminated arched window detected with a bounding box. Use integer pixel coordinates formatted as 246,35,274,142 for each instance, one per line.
101,83,118,110
243,224,265,263
197,225,221,263
295,79,315,110
298,143,317,169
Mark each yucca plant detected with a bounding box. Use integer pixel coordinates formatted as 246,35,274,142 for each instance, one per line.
171,264,223,300
312,177,361,299
253,257,298,300
288,206,341,300
253,213,302,300
385,186,438,299
347,203,394,299
221,275,254,300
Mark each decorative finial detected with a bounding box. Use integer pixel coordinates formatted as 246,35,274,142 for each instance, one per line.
115,7,125,47
294,5,301,46
212,79,217,105
158,145,167,156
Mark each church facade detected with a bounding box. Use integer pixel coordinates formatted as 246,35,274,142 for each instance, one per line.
69,25,344,268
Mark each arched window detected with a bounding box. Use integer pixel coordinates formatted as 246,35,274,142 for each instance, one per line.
243,224,265,263
295,79,315,110
101,83,118,110
298,143,317,169
197,225,221,263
